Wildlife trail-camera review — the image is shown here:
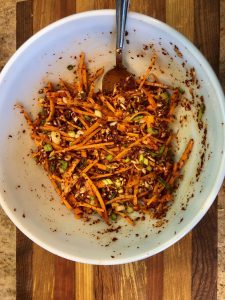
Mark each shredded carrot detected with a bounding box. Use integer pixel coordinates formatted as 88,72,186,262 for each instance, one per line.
91,167,131,179
114,133,151,160
54,142,114,154
169,89,179,115
116,212,134,226
82,159,98,174
139,53,157,89
99,94,115,113
137,80,170,89
147,195,158,206
82,173,107,215
106,195,134,205
76,202,104,212
96,163,108,171
142,88,157,109
18,51,195,226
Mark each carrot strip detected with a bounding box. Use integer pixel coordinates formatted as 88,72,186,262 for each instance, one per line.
116,212,134,226
142,88,157,109
77,52,85,92
81,127,101,145
114,133,151,160
82,159,98,174
76,202,104,212
91,167,131,179
139,53,157,89
46,97,55,122
82,173,107,214
16,104,34,130
137,80,170,89
99,94,115,113
106,195,134,205
89,67,104,84
147,194,157,206
54,142,114,154
96,163,108,171
169,89,179,115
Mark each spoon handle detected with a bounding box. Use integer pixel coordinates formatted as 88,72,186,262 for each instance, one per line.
116,0,130,66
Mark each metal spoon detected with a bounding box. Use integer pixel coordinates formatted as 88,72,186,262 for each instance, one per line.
102,0,135,93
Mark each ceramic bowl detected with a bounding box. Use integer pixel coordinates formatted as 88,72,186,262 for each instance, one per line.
0,10,224,264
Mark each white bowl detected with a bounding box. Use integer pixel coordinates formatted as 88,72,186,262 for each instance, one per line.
0,10,224,265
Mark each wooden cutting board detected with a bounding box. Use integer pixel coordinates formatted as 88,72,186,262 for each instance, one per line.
16,1,219,299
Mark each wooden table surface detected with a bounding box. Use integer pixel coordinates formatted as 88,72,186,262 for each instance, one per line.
16,1,219,299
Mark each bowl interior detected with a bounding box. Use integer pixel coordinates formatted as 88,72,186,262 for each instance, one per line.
0,11,224,264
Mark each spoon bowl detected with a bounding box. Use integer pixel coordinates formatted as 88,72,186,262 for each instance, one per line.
102,0,133,93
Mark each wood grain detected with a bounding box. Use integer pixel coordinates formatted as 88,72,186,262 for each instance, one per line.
32,244,55,300
33,0,76,34
192,205,218,300
54,256,75,300
163,2,194,299
16,230,33,300
32,2,76,300
16,1,220,299
166,0,194,38
163,235,192,300
191,1,219,299
194,0,220,74
130,0,166,20
75,263,93,300
16,2,33,300
16,0,33,48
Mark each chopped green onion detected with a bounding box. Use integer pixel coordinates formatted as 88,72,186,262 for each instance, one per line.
127,206,133,214
59,160,68,172
124,157,130,163
67,131,76,138
67,64,74,70
132,114,144,121
115,179,121,188
159,145,165,155
198,103,206,121
143,158,149,166
102,178,113,185
106,154,113,162
109,191,117,199
147,166,152,172
84,115,91,121
40,119,46,126
139,154,144,163
158,177,173,192
40,108,47,117
161,92,170,100
178,87,185,94
147,127,158,134
148,145,165,158
43,144,53,152
110,213,117,221
48,156,55,161
147,127,154,134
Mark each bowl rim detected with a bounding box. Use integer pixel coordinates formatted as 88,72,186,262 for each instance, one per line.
0,9,225,265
